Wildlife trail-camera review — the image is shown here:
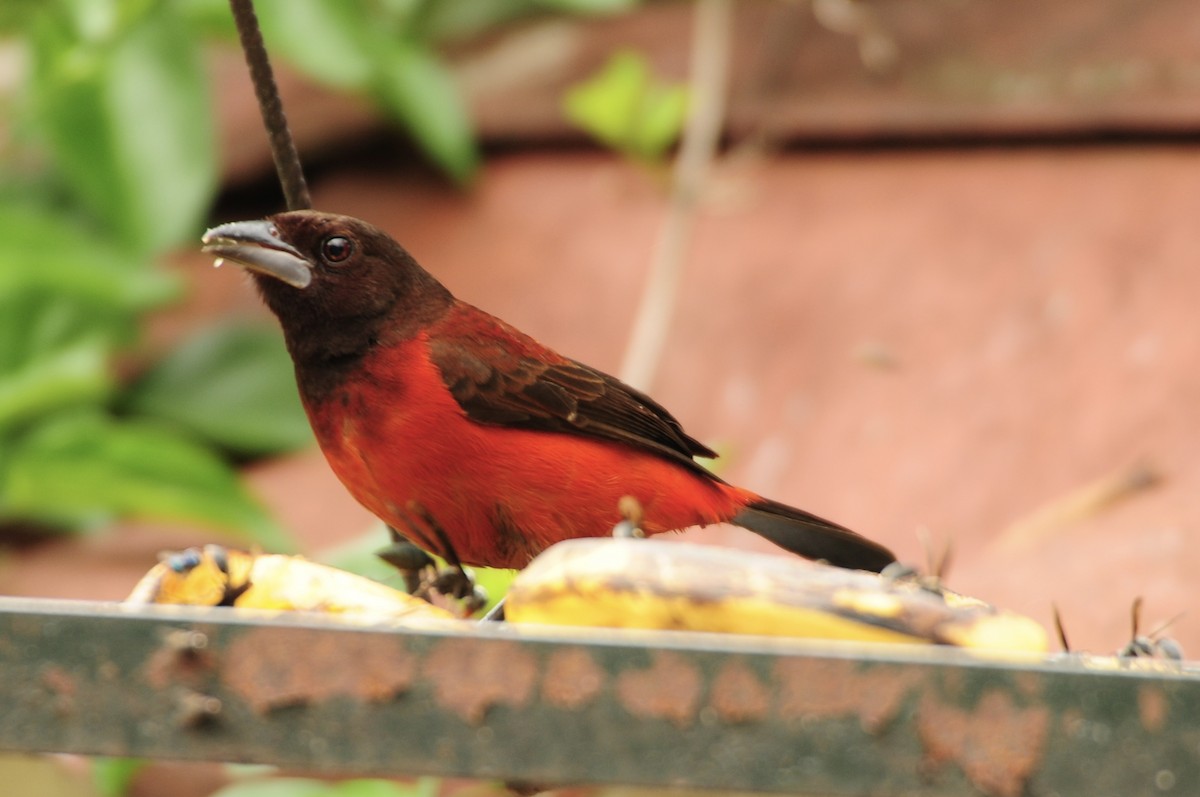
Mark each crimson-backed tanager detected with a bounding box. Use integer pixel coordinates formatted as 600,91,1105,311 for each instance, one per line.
202,212,895,572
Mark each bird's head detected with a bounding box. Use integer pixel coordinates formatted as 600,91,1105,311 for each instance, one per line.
201,210,452,364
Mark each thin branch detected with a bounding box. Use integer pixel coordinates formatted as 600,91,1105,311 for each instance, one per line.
228,0,312,211
618,0,733,391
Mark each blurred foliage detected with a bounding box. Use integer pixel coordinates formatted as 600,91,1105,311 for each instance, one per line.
27,0,216,255
564,49,688,163
235,0,639,184
0,0,644,549
124,324,310,457
0,0,298,547
92,758,144,797
213,777,442,797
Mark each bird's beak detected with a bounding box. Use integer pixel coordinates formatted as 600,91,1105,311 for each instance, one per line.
201,220,313,289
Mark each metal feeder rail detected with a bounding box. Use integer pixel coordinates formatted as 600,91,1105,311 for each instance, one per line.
0,597,1194,795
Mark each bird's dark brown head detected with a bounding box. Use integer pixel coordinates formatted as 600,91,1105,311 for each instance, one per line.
201,210,452,370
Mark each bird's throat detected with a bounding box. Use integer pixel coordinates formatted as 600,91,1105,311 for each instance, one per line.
278,311,388,406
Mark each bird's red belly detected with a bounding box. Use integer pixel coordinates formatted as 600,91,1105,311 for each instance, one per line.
303,338,737,569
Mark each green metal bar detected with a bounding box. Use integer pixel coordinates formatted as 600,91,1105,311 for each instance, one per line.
0,596,1195,795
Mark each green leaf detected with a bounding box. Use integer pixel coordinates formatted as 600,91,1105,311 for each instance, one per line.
29,2,217,254
334,779,441,797
254,0,375,89
0,292,98,374
0,202,179,311
0,0,42,34
634,81,688,162
531,0,639,12
253,2,479,183
0,289,132,368
177,0,238,39
1,412,294,551
91,758,145,797
0,336,113,434
373,42,479,184
565,51,646,149
212,778,439,797
0,204,179,398
412,1,537,42
563,50,688,162
212,779,333,797
124,324,313,457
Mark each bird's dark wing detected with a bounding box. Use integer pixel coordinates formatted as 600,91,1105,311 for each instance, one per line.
427,307,717,475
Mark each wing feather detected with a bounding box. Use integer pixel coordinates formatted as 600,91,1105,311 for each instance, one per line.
427,308,717,474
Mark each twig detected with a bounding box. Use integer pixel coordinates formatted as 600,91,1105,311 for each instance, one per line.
228,0,312,211
618,0,732,390
994,461,1161,552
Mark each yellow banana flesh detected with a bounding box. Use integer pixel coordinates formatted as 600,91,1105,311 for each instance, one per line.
506,538,1048,654
126,545,454,621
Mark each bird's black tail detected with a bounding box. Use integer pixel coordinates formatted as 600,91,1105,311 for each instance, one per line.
731,497,895,572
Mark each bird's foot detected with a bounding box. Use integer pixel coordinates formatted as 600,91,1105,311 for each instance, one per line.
429,566,488,615
376,530,487,617
376,535,437,594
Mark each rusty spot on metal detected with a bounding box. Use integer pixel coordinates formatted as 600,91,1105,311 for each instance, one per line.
708,659,769,723
542,647,605,710
774,658,923,733
41,665,77,714
916,689,1049,797
41,665,76,697
616,651,701,728
145,629,214,690
1138,685,1168,733
223,627,416,713
176,689,223,728
423,638,537,724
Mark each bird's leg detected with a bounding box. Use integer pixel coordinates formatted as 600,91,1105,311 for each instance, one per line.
406,501,488,614
380,506,488,616
376,526,438,596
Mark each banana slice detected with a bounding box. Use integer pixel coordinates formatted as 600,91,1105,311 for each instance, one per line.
506,539,1047,653
126,545,454,621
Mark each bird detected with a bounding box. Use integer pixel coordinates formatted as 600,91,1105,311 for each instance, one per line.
202,211,895,573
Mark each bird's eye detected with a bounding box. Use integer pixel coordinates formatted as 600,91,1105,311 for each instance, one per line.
322,235,353,263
